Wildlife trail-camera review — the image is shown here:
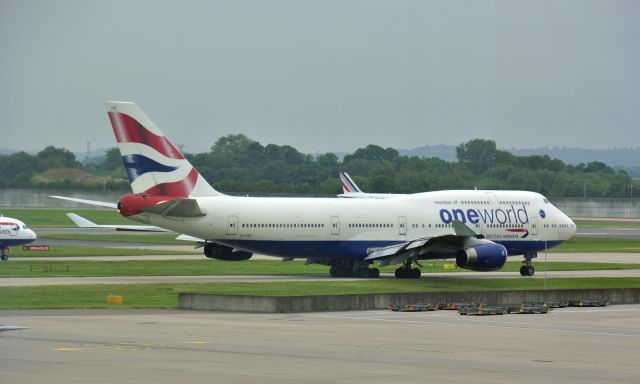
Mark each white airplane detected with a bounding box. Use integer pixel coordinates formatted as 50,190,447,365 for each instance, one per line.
338,171,404,199
75,101,577,278
0,216,37,260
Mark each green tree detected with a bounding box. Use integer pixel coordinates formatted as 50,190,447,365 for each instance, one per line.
456,139,497,175
35,146,79,170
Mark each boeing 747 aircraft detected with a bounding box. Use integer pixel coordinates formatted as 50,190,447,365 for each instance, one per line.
76,101,577,278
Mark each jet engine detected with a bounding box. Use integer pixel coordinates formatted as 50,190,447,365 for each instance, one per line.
204,243,252,261
456,242,507,271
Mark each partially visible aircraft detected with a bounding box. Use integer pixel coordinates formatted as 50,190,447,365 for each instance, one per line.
338,171,404,199
0,216,37,260
0,325,28,332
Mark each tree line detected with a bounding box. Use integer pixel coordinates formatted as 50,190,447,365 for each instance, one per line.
0,137,637,198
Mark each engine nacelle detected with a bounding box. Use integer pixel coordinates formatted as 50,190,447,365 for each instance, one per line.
204,243,252,261
456,242,507,271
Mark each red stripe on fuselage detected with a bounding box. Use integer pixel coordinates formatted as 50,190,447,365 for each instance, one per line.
108,112,184,160
506,228,528,233
141,167,198,197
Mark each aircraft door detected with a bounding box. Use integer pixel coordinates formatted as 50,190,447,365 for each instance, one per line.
331,216,340,235
530,217,539,236
398,216,407,236
227,215,238,235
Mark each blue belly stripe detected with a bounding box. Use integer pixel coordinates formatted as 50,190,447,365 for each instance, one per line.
215,239,565,260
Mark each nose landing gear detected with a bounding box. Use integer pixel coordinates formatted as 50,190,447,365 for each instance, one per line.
520,253,537,276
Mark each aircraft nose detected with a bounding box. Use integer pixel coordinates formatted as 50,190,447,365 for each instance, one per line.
561,214,577,239
27,229,37,240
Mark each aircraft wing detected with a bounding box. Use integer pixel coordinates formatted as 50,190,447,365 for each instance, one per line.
365,221,482,267
51,195,118,209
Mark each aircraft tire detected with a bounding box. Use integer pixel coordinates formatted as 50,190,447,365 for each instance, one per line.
0,254,7,261
526,266,535,276
411,268,421,279
368,268,380,278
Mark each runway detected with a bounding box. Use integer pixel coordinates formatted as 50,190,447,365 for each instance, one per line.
1,306,638,384
2,269,640,287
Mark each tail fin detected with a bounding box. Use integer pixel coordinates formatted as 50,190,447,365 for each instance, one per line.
105,101,222,197
339,172,362,193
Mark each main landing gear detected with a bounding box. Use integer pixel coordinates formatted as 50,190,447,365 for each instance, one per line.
0,247,8,261
329,260,379,278
394,259,421,279
520,252,537,276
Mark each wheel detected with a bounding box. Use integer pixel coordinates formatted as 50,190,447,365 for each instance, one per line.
368,268,380,278
519,266,527,276
329,266,338,277
526,265,535,276
395,267,409,279
411,268,421,279
0,254,7,261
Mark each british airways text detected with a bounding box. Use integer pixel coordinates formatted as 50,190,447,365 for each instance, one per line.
439,204,529,225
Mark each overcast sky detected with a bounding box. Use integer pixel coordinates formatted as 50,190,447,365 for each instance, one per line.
1,0,639,155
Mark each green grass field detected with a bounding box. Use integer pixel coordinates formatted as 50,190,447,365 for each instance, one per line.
572,219,640,229
0,208,132,227
1,259,638,278
550,237,640,252
1,277,638,309
39,233,182,244
7,246,185,258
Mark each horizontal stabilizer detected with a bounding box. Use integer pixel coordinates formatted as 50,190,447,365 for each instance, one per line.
141,198,205,217
65,213,170,232
175,234,205,242
66,213,97,227
51,195,117,209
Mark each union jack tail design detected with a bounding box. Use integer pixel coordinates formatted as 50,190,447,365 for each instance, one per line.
105,101,221,198
339,172,362,193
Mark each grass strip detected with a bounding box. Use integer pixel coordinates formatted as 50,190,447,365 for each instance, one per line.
1,260,639,278
39,233,182,244
1,208,131,227
550,237,640,253
573,219,640,229
7,246,186,258
1,277,638,309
